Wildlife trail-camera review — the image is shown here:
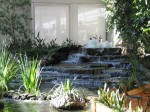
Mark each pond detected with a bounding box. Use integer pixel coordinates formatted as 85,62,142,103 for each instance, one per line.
0,100,91,112
0,83,95,112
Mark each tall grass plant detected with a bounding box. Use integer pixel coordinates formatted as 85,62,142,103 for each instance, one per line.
19,55,41,95
0,48,19,91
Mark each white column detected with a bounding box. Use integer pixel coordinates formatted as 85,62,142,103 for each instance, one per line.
69,4,79,44
98,17,106,42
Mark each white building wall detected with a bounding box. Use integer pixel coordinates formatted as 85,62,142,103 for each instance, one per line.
31,0,109,45
32,0,104,4
0,0,115,46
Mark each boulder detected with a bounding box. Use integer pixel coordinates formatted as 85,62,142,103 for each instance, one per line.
51,94,86,110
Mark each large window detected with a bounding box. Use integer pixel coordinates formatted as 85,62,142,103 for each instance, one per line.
78,5,106,45
34,4,106,45
35,4,69,44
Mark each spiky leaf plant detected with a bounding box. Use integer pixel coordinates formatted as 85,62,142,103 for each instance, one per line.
19,55,41,95
0,48,19,91
98,83,126,112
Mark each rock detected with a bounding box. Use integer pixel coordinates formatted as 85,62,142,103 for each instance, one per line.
51,94,86,109
79,56,89,63
19,93,27,100
69,45,81,54
37,94,47,100
47,95,51,100
0,102,4,109
27,94,36,100
57,47,69,53
49,57,58,65
3,93,12,99
12,94,20,100
41,58,50,66
20,95,26,100
30,97,36,100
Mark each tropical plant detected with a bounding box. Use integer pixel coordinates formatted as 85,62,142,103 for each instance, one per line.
97,83,126,112
19,55,41,95
0,48,19,91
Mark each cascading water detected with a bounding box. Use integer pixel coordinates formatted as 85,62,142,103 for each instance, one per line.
10,38,130,90
64,53,86,63
39,43,131,89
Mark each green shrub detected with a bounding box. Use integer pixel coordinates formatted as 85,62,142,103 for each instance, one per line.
19,55,41,95
0,48,19,91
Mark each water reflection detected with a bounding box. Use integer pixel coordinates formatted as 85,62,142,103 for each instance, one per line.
0,95,91,112
0,100,57,112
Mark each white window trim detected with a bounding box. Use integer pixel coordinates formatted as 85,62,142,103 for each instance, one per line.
31,0,104,4
31,1,106,44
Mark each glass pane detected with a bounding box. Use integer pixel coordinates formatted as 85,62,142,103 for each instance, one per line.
78,5,106,45
35,4,69,45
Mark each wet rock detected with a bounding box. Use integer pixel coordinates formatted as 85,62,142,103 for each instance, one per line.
30,97,36,100
0,102,4,109
79,56,89,63
86,48,98,56
12,94,20,100
20,95,26,100
3,93,12,99
51,94,86,109
41,57,51,66
47,95,51,100
28,94,36,100
37,94,47,100
20,93,28,100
